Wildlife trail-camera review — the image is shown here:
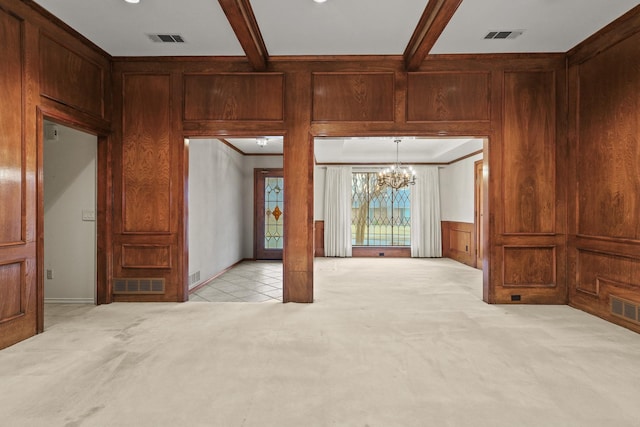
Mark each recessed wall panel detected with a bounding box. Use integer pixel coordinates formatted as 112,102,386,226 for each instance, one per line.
40,35,104,117
576,34,640,241
0,10,24,245
503,71,556,234
122,244,171,269
407,72,490,122
183,73,284,121
312,72,394,122
122,74,171,233
504,246,556,287
0,262,23,322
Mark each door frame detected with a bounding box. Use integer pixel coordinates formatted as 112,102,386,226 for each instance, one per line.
36,108,112,333
474,159,484,270
254,168,284,260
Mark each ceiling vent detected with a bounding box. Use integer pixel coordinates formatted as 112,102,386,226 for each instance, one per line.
147,34,185,43
484,30,524,40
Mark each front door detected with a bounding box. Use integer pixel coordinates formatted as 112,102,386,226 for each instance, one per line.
254,169,284,260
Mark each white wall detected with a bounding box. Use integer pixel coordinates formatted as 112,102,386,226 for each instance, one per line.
43,122,96,303
439,153,483,223
188,139,283,289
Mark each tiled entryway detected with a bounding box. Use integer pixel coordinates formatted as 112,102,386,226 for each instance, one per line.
189,261,282,302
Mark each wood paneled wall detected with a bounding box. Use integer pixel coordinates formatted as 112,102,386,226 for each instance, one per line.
0,0,111,349
441,221,475,268
4,0,639,347
567,8,640,332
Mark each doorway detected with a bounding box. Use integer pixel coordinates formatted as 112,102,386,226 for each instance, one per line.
186,137,284,301
42,121,97,325
254,168,284,260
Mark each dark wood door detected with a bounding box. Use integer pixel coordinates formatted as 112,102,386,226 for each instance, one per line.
254,169,284,260
474,159,484,269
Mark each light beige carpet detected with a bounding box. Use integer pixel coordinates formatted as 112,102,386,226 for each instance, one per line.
1,258,640,427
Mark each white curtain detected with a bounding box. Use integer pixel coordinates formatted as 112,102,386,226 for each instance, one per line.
324,166,353,257
410,166,442,257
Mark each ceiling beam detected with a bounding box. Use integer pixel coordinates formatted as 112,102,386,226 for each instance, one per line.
404,0,463,71
218,0,269,71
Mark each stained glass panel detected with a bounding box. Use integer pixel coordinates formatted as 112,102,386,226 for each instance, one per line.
264,177,284,249
351,172,411,246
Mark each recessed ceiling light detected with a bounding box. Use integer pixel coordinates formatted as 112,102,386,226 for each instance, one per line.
313,0,327,3
124,0,140,4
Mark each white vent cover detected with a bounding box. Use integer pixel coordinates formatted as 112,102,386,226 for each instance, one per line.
147,34,186,43
484,30,524,40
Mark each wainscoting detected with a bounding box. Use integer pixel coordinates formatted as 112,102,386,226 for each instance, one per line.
441,221,477,268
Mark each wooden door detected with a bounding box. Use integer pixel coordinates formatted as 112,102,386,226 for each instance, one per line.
254,169,284,260
474,159,484,269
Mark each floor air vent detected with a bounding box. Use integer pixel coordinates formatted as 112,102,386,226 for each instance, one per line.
114,278,165,294
610,295,639,324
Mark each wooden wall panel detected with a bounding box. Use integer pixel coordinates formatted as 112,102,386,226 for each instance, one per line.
122,244,171,269
314,220,324,257
312,72,394,122
503,246,555,287
122,74,172,234
441,221,475,267
575,34,640,241
407,72,490,122
572,249,640,331
567,13,640,331
39,35,104,118
0,262,23,322
183,73,284,121
0,9,24,245
502,71,556,234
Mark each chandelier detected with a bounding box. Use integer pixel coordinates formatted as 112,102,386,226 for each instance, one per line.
376,138,416,190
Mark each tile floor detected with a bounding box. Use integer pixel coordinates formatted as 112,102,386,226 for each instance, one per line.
189,260,283,302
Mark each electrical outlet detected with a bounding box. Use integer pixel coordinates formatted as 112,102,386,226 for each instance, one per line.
46,269,53,280
82,210,96,221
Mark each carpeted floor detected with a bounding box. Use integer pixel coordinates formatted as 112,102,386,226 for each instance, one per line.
1,258,640,427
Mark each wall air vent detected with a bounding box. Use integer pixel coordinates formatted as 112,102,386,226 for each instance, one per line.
147,34,185,43
484,30,524,40
114,278,165,294
610,295,640,325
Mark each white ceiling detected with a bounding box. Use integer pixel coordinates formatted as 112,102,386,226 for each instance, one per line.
33,0,640,57
215,137,483,164
32,0,638,162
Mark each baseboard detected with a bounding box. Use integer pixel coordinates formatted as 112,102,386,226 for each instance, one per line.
44,298,95,304
189,258,250,294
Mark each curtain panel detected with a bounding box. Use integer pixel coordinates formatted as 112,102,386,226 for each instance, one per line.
324,166,353,257
410,166,442,257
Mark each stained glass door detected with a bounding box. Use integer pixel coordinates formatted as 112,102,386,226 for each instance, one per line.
254,169,284,260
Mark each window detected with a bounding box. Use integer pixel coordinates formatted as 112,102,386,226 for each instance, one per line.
351,172,410,246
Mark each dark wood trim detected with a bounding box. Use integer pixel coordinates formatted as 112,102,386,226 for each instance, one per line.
404,0,463,71
188,258,246,294
218,137,246,155
36,107,113,333
314,220,324,257
217,0,268,71
567,4,640,65
352,246,411,258
314,149,482,167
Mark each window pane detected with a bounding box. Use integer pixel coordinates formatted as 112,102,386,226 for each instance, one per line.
264,177,283,249
351,172,411,247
